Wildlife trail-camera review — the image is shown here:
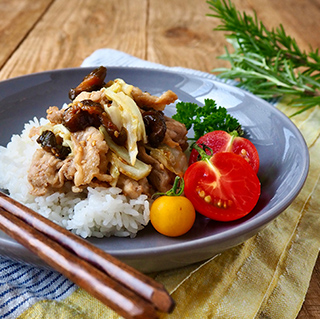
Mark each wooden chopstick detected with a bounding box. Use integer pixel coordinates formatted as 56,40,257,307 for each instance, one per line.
0,192,175,319
0,207,156,319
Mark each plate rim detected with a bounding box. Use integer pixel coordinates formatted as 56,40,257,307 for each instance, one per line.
0,66,310,265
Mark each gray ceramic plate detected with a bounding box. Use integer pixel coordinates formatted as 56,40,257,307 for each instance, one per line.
0,67,309,272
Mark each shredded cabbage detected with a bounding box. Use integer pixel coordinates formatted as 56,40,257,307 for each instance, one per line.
102,80,147,165
100,126,151,181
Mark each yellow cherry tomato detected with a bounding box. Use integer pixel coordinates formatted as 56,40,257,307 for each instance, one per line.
150,196,196,237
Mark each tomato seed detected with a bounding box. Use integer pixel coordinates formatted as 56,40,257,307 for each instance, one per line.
240,148,247,155
199,190,206,198
204,195,212,203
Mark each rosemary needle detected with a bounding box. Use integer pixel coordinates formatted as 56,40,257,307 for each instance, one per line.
207,0,320,116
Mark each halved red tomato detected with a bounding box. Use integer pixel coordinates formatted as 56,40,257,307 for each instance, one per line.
184,152,261,221
189,131,260,173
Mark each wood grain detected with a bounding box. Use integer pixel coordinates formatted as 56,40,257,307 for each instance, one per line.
0,0,319,317
0,0,53,69
146,0,223,71
1,0,320,79
0,0,148,80
297,256,320,318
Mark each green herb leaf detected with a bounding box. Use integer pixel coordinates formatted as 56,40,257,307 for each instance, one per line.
207,0,320,116
172,98,243,140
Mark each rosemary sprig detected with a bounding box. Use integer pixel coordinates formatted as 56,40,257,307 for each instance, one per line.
207,0,320,116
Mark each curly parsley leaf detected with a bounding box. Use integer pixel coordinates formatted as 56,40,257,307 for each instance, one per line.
172,98,243,140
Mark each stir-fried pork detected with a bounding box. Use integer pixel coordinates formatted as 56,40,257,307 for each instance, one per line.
116,174,151,198
28,126,112,195
137,145,175,193
74,90,104,103
28,149,65,196
71,126,111,187
46,106,64,124
28,67,189,199
131,87,178,111
163,116,189,151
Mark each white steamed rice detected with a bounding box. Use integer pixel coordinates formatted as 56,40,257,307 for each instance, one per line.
0,117,150,238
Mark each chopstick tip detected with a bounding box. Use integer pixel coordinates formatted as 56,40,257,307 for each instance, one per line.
152,290,175,313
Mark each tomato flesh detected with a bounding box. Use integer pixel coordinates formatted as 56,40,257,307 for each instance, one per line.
189,130,260,173
184,152,261,222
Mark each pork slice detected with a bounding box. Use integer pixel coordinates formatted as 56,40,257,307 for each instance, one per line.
71,126,111,187
138,146,175,193
73,90,104,103
28,126,112,196
28,149,65,196
131,87,178,111
163,116,189,151
116,174,151,199
46,106,64,124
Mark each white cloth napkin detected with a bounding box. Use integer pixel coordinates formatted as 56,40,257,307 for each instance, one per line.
81,48,224,79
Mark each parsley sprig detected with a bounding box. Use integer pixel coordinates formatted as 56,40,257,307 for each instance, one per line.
172,99,243,140
207,0,320,116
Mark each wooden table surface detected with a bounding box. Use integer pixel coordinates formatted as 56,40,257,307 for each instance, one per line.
1,0,319,317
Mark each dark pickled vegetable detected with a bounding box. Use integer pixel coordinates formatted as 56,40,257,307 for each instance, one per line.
143,110,167,148
63,99,127,146
69,66,107,100
63,100,103,132
100,115,128,146
37,130,71,160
